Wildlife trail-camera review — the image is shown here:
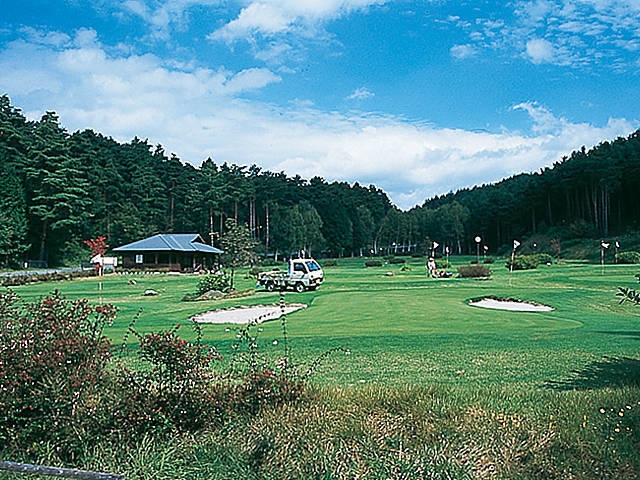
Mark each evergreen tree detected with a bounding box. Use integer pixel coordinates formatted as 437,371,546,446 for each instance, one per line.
0,173,28,266
220,218,257,289
24,112,91,263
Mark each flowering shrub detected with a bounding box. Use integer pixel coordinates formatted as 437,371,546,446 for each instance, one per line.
0,290,319,463
83,236,108,256
112,323,224,433
0,290,116,458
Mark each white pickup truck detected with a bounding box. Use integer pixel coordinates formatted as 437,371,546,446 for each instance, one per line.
257,258,324,292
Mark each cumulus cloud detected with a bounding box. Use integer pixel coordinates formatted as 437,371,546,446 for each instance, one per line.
0,30,635,209
525,37,554,63
210,3,292,41
210,0,389,42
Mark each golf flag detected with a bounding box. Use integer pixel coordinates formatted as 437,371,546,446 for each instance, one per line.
601,242,610,249
513,240,520,249
433,241,439,249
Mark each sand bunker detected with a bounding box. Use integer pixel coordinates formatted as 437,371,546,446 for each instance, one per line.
191,303,307,324
469,297,554,312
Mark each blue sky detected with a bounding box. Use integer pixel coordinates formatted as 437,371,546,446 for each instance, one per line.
1,1,639,209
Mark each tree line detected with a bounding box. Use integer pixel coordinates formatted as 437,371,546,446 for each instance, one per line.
407,130,640,256
1,94,639,267
0,95,394,266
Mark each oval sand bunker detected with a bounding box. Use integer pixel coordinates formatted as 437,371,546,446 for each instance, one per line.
468,297,554,312
191,304,307,324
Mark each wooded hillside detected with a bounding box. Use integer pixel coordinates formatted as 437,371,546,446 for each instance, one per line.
1,94,639,266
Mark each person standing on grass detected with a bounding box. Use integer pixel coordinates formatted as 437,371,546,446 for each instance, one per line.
427,257,437,278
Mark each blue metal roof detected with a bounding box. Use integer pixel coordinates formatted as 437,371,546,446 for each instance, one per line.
113,234,223,254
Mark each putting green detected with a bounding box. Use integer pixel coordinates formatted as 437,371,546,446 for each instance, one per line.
283,288,583,338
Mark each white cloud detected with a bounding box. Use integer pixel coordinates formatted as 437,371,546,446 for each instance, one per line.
525,37,554,63
454,0,640,69
19,27,71,47
211,3,291,41
450,44,477,59
210,0,389,42
120,0,222,40
222,68,282,94
347,87,374,100
0,31,635,210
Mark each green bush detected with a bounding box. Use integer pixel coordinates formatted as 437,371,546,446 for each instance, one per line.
508,253,554,270
197,272,232,295
616,251,640,264
456,264,491,278
248,266,263,277
388,257,406,264
532,253,554,265
1,269,95,287
509,255,538,270
260,258,279,267
436,259,451,269
365,259,383,267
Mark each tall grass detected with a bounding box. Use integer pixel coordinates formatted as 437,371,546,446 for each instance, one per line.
16,385,634,479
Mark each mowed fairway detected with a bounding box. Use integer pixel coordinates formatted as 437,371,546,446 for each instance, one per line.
4,256,640,390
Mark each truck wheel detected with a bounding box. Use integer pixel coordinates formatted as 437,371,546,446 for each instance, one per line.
265,281,275,292
294,282,305,293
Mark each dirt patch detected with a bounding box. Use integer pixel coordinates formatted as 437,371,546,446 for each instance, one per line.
468,297,554,312
191,303,307,324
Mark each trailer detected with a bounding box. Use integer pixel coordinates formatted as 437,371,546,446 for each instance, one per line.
257,258,324,293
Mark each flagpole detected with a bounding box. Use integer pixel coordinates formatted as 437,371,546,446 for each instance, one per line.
510,240,520,287
600,241,610,275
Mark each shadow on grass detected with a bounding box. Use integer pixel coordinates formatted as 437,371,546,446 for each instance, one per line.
544,356,640,391
594,330,640,340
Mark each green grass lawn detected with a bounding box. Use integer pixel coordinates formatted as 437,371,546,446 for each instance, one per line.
4,256,639,390
3,257,640,478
